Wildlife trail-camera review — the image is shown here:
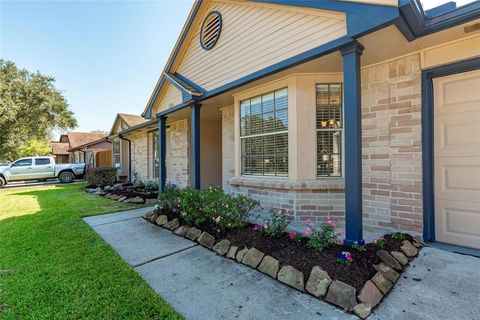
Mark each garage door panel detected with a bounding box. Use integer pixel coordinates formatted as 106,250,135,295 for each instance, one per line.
434,111,480,157
434,70,480,115
435,157,480,201
434,69,480,250
435,200,480,249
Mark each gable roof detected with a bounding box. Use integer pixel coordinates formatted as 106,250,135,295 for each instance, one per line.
51,142,69,155
65,132,109,149
142,0,480,119
110,113,150,135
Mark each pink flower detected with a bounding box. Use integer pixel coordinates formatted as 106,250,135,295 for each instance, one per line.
253,224,260,231
306,218,312,224
338,229,345,235
289,232,296,240
327,219,337,228
214,216,222,223
263,223,269,229
304,227,311,237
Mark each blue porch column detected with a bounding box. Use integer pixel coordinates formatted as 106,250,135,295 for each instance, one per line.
190,103,201,189
341,41,364,246
158,116,167,193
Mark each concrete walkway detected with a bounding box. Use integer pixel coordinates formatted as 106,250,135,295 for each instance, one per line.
84,208,480,320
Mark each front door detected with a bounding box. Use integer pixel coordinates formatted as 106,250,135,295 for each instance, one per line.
433,69,480,250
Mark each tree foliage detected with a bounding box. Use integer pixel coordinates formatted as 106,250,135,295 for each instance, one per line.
18,139,52,158
0,60,77,160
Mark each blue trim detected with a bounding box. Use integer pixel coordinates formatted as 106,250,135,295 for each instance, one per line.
174,72,206,94
190,103,201,189
164,73,193,102
200,11,222,50
422,57,480,243
425,2,456,18
158,116,167,193
399,0,480,39
143,0,203,118
341,41,364,247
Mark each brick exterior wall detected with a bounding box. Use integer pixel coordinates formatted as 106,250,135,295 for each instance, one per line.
221,54,423,234
166,120,190,188
361,53,423,234
130,131,149,182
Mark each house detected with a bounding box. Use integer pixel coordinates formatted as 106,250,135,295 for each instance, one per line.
109,113,157,183
53,132,109,163
68,137,112,168
131,0,479,251
51,142,69,164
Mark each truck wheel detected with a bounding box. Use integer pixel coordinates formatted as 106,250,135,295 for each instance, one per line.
59,171,75,183
0,177,5,188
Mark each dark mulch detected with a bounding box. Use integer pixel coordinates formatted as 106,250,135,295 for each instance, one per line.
159,209,406,291
107,187,158,199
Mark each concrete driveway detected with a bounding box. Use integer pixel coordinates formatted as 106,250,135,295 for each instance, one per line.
85,208,480,320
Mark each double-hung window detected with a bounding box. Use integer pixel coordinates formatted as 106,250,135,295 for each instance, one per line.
316,83,343,177
240,88,288,176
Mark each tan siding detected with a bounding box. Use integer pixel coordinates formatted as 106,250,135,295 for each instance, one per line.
175,0,346,91
153,82,183,115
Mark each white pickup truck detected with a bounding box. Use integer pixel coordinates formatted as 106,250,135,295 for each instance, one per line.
0,156,85,187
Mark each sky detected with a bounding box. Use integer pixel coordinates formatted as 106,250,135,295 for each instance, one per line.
0,0,476,137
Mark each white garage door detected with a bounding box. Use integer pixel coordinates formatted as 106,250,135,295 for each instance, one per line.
434,69,480,250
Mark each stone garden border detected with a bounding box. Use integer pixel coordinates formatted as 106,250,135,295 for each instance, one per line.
143,211,423,319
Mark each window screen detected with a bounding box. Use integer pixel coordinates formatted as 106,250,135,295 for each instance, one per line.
240,88,288,176
316,84,343,177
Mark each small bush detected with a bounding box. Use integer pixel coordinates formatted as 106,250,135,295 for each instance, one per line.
373,237,385,249
307,219,339,252
85,167,116,187
391,232,406,241
260,208,289,238
352,240,367,252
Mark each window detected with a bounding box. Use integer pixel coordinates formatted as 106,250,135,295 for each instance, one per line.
240,88,288,176
113,138,121,169
316,84,343,177
35,158,51,166
12,159,32,167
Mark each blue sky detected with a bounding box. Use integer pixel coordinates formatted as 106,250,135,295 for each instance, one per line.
1,0,194,136
0,0,474,136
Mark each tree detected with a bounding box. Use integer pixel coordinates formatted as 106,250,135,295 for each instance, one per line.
18,139,52,158
0,60,77,161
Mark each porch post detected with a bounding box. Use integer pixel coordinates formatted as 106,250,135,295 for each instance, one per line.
341,41,364,246
190,103,201,189
158,116,167,193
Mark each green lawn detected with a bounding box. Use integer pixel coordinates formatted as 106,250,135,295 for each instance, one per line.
0,183,182,320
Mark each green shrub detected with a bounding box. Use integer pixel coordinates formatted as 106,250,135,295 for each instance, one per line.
85,167,116,187
307,220,339,252
260,208,289,238
391,232,406,241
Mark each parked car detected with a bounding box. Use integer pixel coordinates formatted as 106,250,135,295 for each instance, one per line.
0,156,85,187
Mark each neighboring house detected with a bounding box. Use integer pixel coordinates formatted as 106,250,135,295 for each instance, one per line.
131,0,479,251
109,113,157,183
68,138,112,169
53,132,109,163
51,142,69,164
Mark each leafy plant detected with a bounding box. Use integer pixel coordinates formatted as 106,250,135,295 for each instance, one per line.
289,232,302,242
260,208,289,238
352,240,367,252
307,219,339,252
392,232,406,241
373,236,386,249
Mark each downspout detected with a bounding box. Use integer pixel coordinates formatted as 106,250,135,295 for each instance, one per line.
119,135,132,183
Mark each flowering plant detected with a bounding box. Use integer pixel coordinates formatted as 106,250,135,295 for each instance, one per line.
352,240,367,252
289,232,302,242
260,208,289,238
373,236,385,249
336,251,353,266
307,219,341,252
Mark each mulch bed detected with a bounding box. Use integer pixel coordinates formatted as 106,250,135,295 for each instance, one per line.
161,209,411,291
86,183,158,199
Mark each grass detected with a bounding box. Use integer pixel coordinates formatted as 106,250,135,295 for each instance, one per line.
0,183,182,320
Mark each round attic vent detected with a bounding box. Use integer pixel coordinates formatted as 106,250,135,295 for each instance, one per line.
200,11,222,50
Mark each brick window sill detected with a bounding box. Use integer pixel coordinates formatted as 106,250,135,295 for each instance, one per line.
228,176,344,191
